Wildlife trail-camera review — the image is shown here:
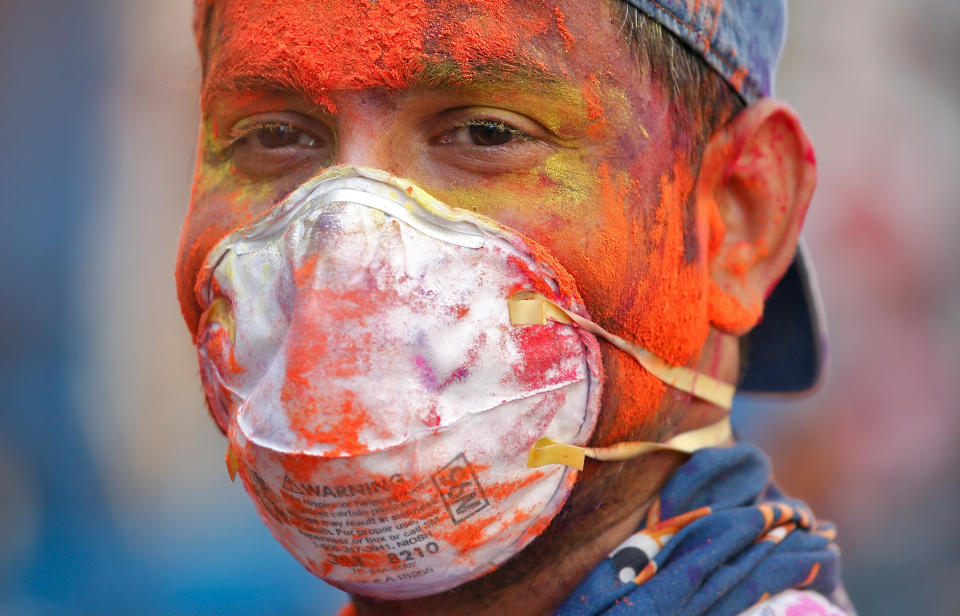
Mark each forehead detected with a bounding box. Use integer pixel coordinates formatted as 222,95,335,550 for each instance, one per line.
199,0,641,105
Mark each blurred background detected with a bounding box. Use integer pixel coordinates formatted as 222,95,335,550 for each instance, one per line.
0,1,957,614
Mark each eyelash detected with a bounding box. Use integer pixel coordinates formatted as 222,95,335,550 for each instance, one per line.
453,118,532,141
227,122,314,148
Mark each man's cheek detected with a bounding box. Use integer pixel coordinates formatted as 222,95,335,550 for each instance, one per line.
425,159,602,263
625,156,711,365
175,165,283,334
576,159,711,442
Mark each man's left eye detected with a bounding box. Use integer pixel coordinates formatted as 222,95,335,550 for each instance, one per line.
439,119,531,147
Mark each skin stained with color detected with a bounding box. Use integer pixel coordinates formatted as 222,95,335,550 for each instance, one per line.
178,0,729,447
179,3,819,613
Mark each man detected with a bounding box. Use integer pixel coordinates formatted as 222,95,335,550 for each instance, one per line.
176,1,852,614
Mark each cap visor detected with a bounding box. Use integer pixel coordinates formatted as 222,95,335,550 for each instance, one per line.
739,238,827,395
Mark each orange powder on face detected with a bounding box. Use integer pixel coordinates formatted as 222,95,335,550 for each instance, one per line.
204,0,431,111
627,158,710,363
433,0,552,75
553,6,576,52
572,156,712,442
185,1,726,452
201,0,565,112
707,279,759,333
582,74,609,139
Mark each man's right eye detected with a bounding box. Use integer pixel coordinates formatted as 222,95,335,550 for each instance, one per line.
227,113,334,178
250,123,318,149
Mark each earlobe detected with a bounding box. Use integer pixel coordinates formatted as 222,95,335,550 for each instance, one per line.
699,99,817,336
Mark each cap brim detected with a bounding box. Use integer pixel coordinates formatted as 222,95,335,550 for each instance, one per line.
738,238,827,395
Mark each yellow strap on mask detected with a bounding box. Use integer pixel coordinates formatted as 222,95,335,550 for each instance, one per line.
198,296,236,344
508,291,737,471
226,442,240,482
526,417,732,470
508,291,735,409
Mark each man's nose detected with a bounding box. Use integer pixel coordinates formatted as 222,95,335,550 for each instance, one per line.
329,90,400,173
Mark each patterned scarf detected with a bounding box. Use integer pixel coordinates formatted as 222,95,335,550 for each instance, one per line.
555,443,845,615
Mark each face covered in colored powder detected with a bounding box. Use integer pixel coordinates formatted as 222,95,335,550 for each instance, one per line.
176,0,746,598
180,0,720,442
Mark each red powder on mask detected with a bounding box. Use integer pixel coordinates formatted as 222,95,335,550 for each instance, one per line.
506,255,558,301
509,326,582,391
433,471,543,554
481,470,545,501
284,391,373,457
202,328,245,376
279,254,399,455
278,451,324,483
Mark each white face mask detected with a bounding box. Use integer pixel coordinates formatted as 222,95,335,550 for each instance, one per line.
194,166,734,600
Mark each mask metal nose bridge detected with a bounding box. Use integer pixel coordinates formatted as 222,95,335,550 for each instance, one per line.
319,187,486,250
230,184,486,257
200,171,491,308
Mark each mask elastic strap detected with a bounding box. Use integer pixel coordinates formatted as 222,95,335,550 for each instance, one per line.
526,417,731,470
507,291,735,409
507,291,736,471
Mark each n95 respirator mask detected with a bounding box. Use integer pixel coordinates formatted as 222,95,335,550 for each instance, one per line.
193,166,734,600
194,166,603,599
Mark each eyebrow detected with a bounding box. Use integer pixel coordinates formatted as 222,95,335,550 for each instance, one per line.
408,58,573,92
202,56,576,111
201,70,320,111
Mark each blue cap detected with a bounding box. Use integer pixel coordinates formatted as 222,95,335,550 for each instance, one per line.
624,0,826,394
623,0,787,104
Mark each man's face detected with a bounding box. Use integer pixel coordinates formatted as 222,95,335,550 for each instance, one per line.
178,0,715,441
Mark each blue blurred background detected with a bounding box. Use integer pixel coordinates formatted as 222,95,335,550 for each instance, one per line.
1,1,957,614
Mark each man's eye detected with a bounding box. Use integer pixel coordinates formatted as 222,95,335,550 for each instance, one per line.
441,120,531,147
225,113,333,178
248,123,317,149
428,111,554,174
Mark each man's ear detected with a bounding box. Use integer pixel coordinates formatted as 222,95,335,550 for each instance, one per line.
697,98,817,336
